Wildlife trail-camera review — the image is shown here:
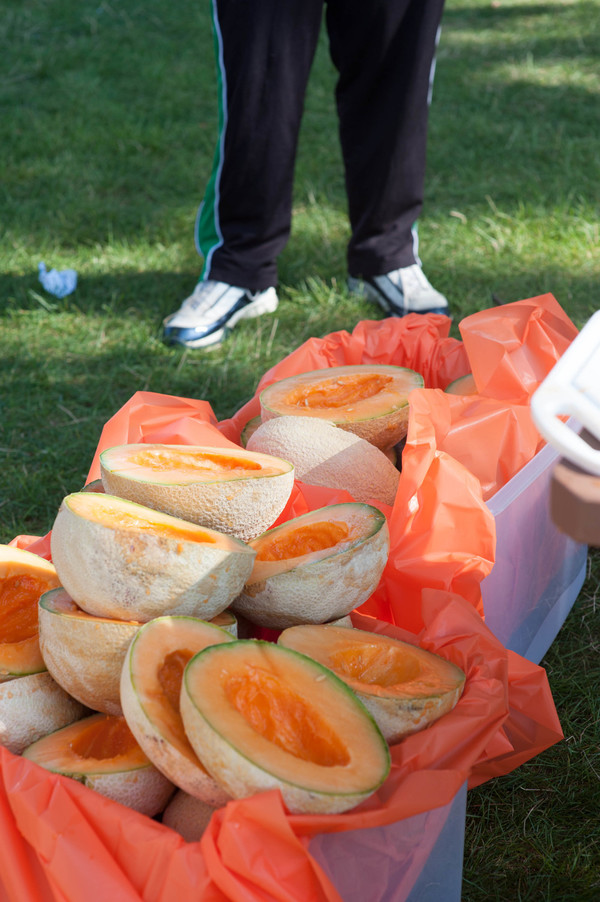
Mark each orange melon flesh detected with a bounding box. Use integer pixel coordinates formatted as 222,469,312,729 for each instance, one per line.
180,640,390,814
278,625,466,743
224,663,349,767
255,520,353,562
102,444,281,483
120,615,233,806
0,545,61,680
233,503,389,629
259,364,424,449
24,714,148,772
22,712,175,816
65,492,218,545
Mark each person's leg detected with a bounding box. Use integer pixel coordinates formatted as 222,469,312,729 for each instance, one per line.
164,0,324,347
326,0,448,315
197,0,324,291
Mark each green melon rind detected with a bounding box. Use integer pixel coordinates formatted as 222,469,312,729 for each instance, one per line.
120,615,233,806
180,640,391,815
445,373,477,395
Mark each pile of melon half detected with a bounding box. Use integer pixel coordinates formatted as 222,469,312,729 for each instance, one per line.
0,364,466,839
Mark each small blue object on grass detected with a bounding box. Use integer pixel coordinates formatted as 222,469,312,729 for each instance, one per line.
38,262,78,298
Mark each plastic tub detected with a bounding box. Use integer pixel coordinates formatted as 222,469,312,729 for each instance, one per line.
309,783,467,902
481,437,588,664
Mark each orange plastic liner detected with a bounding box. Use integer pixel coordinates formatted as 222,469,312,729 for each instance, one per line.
0,591,562,902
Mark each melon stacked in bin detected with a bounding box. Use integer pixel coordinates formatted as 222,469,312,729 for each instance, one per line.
2,364,466,833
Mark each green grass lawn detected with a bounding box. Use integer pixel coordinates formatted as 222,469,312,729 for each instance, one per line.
1,0,599,898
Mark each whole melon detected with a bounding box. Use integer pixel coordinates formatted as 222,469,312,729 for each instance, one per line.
247,415,400,506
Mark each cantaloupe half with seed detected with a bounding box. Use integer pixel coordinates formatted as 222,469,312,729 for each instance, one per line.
0,671,87,755
100,443,295,542
247,415,400,506
120,616,234,806
278,625,466,744
180,640,391,814
259,364,424,450
22,713,175,816
0,545,61,682
232,503,389,629
50,492,256,622
162,790,216,842
445,373,477,395
38,588,142,716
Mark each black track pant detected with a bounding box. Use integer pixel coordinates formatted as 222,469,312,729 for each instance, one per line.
196,0,446,291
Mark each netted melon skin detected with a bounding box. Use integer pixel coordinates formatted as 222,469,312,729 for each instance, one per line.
38,590,140,716
162,790,218,842
247,416,400,506
101,467,295,543
81,765,175,817
50,501,256,623
0,672,86,755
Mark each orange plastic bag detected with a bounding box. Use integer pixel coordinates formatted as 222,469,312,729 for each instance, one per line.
0,591,562,902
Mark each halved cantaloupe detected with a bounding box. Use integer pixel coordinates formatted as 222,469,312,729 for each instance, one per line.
247,415,400,506
50,492,256,622
120,615,233,806
180,640,391,814
38,587,142,716
445,373,477,395
232,503,389,629
22,713,175,816
162,789,216,842
0,545,61,681
99,443,295,542
259,364,424,450
0,671,87,755
278,625,466,744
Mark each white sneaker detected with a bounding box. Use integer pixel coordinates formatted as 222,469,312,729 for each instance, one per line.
163,280,279,348
348,264,449,317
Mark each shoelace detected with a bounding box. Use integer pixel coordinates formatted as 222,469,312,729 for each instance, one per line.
182,281,226,314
